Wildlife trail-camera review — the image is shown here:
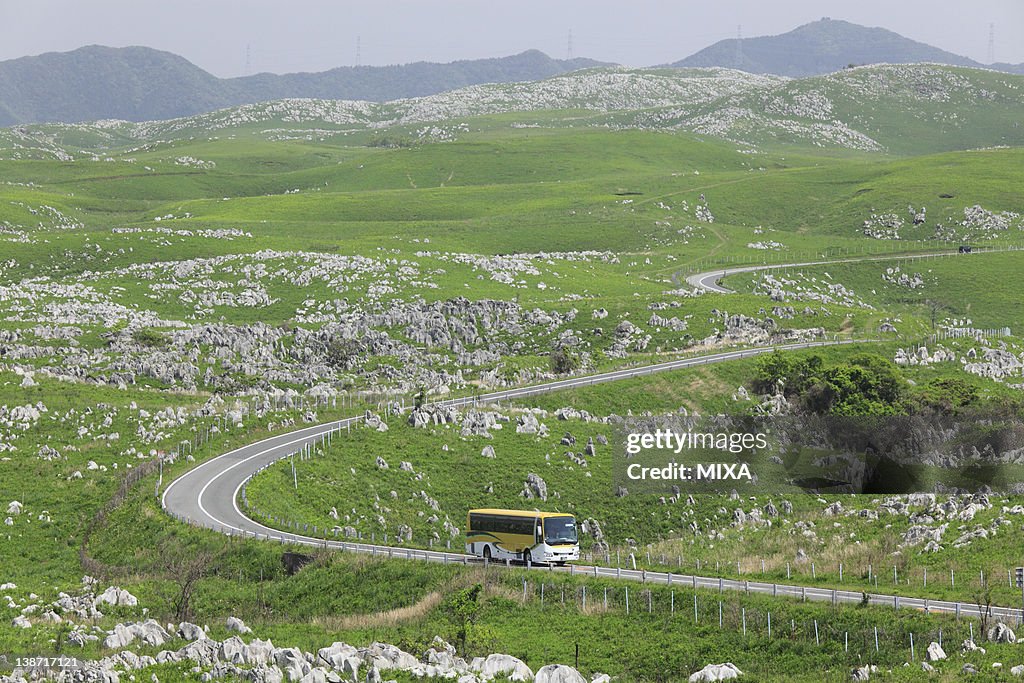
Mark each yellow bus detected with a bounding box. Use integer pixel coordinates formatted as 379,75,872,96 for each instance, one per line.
466,508,579,565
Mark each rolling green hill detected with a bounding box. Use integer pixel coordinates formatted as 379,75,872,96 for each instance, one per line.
3,63,1022,161
0,50,1022,683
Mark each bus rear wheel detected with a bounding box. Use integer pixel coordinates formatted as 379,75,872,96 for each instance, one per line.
482,546,492,562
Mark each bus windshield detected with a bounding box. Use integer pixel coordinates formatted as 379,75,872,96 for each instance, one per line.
544,516,578,544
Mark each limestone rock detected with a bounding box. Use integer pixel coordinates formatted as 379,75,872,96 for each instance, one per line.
475,654,533,681
177,622,206,641
988,622,1016,643
689,663,743,682
925,641,946,661
522,473,548,501
96,586,139,607
535,664,586,683
226,616,252,634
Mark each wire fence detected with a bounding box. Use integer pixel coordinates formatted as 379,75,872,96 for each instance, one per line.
576,548,1024,606
506,575,994,667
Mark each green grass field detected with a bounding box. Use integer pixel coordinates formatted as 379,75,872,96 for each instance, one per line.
1,63,1023,681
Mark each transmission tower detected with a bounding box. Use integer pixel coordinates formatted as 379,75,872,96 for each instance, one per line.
987,23,995,63
245,44,251,75
735,25,743,69
356,35,362,67
568,29,574,60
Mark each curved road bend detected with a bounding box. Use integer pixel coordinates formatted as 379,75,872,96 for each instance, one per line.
162,336,1024,622
164,341,852,540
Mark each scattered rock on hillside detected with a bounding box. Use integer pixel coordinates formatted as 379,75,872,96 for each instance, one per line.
522,473,548,501
225,616,252,634
961,639,986,654
850,665,877,681
475,653,533,681
926,641,946,661
96,586,139,607
689,662,743,681
177,622,206,641
103,620,170,648
535,664,587,683
988,622,1016,643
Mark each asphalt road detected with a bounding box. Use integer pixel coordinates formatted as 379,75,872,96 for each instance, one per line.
682,249,1001,294
160,336,1024,623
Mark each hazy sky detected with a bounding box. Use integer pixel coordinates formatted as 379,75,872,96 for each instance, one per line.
2,1,1022,76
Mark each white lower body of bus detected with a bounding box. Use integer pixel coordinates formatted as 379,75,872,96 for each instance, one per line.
467,540,579,565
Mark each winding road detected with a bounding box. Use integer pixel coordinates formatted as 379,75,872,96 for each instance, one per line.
162,253,1024,623
681,247,1007,294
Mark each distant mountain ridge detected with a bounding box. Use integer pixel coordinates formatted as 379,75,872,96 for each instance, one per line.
0,46,606,126
672,18,1024,77
4,20,1024,128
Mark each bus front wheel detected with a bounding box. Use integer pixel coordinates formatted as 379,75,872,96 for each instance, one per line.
523,550,532,567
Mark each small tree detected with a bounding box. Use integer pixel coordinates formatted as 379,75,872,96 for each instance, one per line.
974,583,994,639
550,347,581,375
159,540,225,622
131,328,166,348
325,338,361,370
443,584,483,654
